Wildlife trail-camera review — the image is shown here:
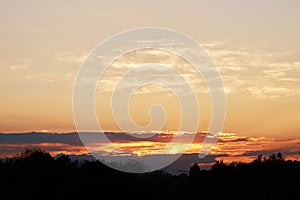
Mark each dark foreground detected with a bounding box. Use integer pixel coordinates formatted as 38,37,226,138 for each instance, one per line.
0,149,299,200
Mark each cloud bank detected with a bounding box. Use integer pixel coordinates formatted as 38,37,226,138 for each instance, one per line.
0,132,299,165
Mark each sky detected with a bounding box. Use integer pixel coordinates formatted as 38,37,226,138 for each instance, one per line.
0,0,299,141
1,132,299,167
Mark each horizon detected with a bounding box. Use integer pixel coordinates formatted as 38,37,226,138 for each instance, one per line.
1,131,299,168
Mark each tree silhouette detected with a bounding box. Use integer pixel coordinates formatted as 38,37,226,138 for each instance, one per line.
0,149,299,199
17,148,54,168
189,162,200,177
211,159,226,172
276,152,284,161
56,154,71,167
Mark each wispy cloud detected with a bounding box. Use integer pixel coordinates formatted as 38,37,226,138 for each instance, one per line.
53,51,88,64
91,42,300,100
205,42,300,98
8,58,35,71
95,49,208,96
9,64,28,70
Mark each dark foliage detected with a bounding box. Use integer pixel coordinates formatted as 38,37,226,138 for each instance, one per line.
0,149,299,199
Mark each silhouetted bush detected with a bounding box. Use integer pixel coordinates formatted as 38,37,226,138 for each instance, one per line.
0,149,299,199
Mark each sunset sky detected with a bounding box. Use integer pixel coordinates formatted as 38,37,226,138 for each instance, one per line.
0,1,299,160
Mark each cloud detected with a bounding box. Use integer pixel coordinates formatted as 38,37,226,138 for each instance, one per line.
0,143,87,158
21,72,75,83
8,58,34,71
0,131,299,164
204,43,300,98
245,86,292,98
218,137,249,143
211,133,300,161
53,51,88,64
90,41,300,99
95,49,209,96
0,132,83,146
9,64,28,70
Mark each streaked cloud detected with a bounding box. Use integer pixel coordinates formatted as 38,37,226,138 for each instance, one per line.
90,42,300,100
9,64,28,70
1,132,299,165
205,43,300,99
53,51,88,64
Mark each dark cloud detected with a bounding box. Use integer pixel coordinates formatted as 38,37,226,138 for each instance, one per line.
105,132,174,143
0,132,83,146
218,137,249,143
0,132,299,166
241,149,299,157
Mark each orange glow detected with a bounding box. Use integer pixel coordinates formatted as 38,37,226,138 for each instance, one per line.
0,143,88,158
0,132,300,164
77,132,300,160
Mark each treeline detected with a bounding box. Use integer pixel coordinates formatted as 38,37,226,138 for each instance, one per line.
0,149,299,199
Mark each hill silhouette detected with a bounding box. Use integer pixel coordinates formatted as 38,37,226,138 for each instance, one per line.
0,149,299,199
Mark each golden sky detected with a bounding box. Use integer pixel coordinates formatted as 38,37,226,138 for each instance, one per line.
0,0,299,138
